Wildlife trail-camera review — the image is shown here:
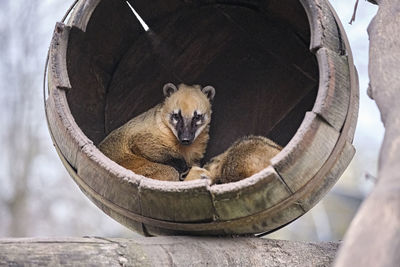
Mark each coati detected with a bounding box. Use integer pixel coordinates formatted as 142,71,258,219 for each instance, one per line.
185,136,282,184
99,83,215,181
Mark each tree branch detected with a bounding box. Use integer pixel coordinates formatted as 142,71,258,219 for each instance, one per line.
334,0,400,266
0,237,339,266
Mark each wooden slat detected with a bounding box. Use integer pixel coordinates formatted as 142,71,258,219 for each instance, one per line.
271,112,339,192
142,224,225,236
139,179,215,222
210,166,291,221
75,144,142,214
46,88,92,168
300,0,345,54
313,47,351,131
346,66,359,143
48,23,71,91
222,203,304,235
67,0,101,32
299,141,355,211
53,142,146,235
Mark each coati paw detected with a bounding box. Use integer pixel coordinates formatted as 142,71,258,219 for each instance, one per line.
184,166,211,181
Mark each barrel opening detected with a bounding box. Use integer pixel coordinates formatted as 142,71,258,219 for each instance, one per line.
65,0,319,162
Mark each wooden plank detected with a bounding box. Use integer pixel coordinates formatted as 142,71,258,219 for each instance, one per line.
139,179,215,222
271,112,339,192
46,88,92,169
313,47,350,131
75,144,142,214
300,141,355,211
210,166,292,221
67,0,101,32
300,0,345,54
222,203,304,235
346,66,359,143
48,23,71,91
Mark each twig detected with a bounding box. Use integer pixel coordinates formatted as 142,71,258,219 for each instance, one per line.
349,0,360,25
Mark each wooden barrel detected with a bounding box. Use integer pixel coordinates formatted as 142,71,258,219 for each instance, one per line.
45,0,358,236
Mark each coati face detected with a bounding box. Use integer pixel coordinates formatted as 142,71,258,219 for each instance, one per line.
162,83,215,146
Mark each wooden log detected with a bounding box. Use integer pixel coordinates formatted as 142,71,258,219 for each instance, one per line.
0,237,339,267
334,0,400,266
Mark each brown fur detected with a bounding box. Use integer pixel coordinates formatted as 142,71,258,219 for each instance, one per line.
185,136,282,184
99,84,213,181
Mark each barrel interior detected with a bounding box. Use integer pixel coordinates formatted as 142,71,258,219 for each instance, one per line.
66,0,319,162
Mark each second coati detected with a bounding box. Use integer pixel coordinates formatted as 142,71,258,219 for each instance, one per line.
99,83,215,181
185,136,282,184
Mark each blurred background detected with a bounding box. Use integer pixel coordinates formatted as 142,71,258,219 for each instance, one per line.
0,0,381,240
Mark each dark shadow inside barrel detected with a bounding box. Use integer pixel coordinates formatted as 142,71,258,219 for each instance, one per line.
66,0,319,162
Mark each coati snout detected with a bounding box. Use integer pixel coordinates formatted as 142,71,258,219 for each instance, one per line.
170,110,204,145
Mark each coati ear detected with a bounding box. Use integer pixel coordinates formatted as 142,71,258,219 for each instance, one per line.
163,83,178,97
201,86,216,101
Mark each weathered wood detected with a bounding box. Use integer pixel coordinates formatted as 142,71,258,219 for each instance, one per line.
0,237,339,267
300,0,345,54
46,85,91,168
210,166,291,221
139,178,214,222
334,0,400,266
48,23,71,91
271,112,340,192
76,144,142,214
67,0,101,32
45,0,358,236
314,47,350,131
299,141,355,211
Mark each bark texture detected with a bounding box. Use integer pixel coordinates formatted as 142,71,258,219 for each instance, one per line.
0,237,338,267
334,0,400,266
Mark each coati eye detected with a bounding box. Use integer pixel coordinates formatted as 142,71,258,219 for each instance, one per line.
171,112,180,124
193,112,203,125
